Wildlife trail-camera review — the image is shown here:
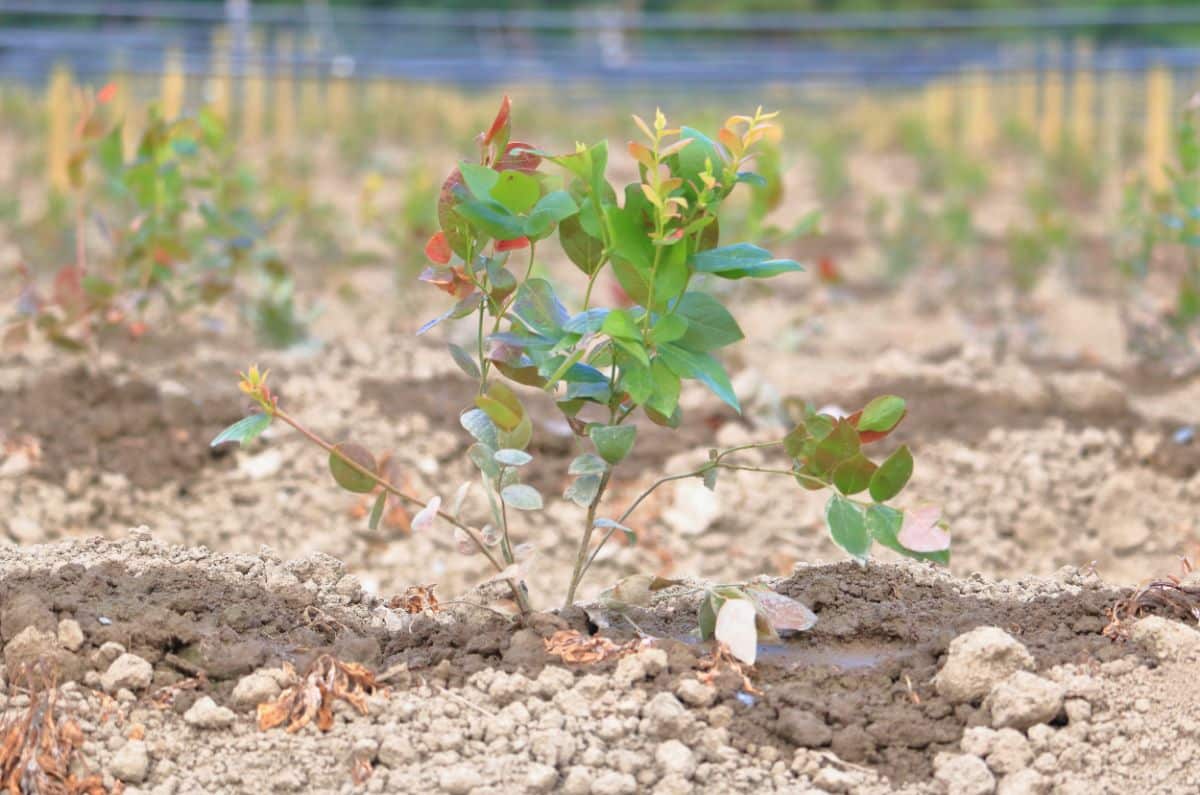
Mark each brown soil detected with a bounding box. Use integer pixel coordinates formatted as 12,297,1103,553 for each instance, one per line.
0,365,241,489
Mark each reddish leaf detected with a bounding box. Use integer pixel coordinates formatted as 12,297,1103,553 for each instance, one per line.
96,82,117,104
496,236,530,252
495,141,541,174
482,95,511,146
847,408,907,444
419,265,474,299
817,256,841,284
898,506,950,553
424,231,452,264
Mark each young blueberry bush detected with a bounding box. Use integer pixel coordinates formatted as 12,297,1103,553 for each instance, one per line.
214,98,949,657
4,86,307,352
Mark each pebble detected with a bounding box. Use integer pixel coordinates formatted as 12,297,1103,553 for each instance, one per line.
101,653,154,692
110,740,150,783
57,618,85,652
231,670,283,709
437,766,482,795
655,740,697,779
986,671,1065,730
935,626,1034,703
183,697,237,729
934,752,996,795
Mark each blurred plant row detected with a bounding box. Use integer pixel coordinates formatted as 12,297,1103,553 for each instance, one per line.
1,69,1199,361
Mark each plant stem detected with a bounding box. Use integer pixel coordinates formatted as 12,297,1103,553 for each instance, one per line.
272,406,531,613
564,470,612,607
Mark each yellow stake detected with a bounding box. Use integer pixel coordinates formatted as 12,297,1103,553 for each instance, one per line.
46,65,74,192
1070,39,1095,152
161,46,185,120
1146,65,1173,194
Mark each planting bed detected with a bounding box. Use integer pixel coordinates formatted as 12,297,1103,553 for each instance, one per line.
0,268,1198,793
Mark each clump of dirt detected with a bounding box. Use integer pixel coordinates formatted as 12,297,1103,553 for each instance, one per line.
3,533,1192,793
0,366,242,489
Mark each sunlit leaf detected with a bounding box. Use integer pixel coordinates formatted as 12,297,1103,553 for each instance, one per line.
460,409,499,449
693,243,803,280
898,506,950,553
501,483,543,511
494,448,533,467
714,597,758,665
564,474,602,506
412,496,441,531
210,413,271,447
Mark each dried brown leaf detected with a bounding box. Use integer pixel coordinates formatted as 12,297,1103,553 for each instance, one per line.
257,655,382,736
543,630,647,665
389,584,440,614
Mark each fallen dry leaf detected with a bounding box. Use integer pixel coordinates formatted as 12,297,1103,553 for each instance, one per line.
257,656,382,734
0,661,113,794
697,643,762,696
543,630,648,664
389,584,440,614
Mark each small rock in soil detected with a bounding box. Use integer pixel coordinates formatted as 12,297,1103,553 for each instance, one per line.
776,708,833,747
110,740,150,783
934,752,996,795
674,677,716,708
642,692,689,739
57,618,84,651
654,739,697,780
986,671,1065,729
183,696,237,729
985,728,1033,774
101,653,153,692
230,669,283,709
935,626,1034,704
1129,615,1200,663
997,768,1048,795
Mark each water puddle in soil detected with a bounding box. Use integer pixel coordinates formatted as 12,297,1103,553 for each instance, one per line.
677,634,911,672
755,639,912,671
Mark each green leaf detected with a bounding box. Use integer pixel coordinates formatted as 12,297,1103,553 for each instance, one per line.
693,243,803,279
459,162,499,199
564,308,609,335
647,358,681,417
869,445,913,502
672,292,743,352
698,592,720,641
468,442,500,478
594,517,636,545
825,494,870,562
865,504,949,565
475,395,520,430
833,454,877,496
501,483,543,511
329,443,378,494
813,419,862,473
525,190,579,239
857,396,906,432
602,309,642,342
490,170,540,215
512,278,568,337
460,409,499,449
210,413,271,447
560,214,605,275
590,424,637,464
676,126,726,197
568,453,608,475
367,491,387,530
649,314,688,345
455,199,526,241
658,343,740,413
564,474,602,506
495,448,533,467
448,343,481,379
